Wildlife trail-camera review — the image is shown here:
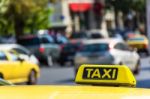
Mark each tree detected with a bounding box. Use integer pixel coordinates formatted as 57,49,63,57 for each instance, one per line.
105,0,145,28
0,0,50,39
0,0,11,34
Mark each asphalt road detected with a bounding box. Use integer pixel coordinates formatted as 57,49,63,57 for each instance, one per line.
136,57,150,88
37,57,150,88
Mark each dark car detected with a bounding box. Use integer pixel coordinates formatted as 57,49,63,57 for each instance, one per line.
70,30,105,40
58,42,82,66
70,31,88,40
18,34,60,67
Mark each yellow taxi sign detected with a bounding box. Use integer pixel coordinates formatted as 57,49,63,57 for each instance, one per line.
75,65,136,87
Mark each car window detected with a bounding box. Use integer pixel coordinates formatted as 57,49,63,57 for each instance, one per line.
114,43,130,51
56,36,68,44
89,33,103,39
41,36,54,44
128,37,145,41
9,53,19,61
41,37,50,44
12,48,27,55
0,52,8,60
80,43,109,52
46,36,54,43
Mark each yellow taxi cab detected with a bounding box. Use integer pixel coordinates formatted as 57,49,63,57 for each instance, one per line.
0,64,150,99
126,34,149,55
0,50,40,85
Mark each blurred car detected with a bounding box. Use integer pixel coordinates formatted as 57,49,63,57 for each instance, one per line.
70,30,108,40
0,50,40,85
74,39,140,74
58,42,82,66
88,32,104,39
108,29,124,40
0,44,39,65
87,29,109,38
37,29,49,35
69,30,105,49
37,29,69,45
126,34,149,55
70,31,89,40
55,33,69,44
18,34,60,67
0,65,150,99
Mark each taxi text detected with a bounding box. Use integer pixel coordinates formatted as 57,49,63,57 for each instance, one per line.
83,67,118,80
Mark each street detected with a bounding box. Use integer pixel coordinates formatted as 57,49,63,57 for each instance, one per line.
37,57,150,88
136,57,150,88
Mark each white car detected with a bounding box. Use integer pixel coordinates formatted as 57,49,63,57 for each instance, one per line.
74,39,140,74
0,44,39,65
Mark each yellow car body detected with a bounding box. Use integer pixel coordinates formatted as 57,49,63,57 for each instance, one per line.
127,34,149,54
0,65,150,99
0,51,40,84
0,85,150,99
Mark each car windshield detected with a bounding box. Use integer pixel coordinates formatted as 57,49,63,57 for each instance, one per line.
46,36,55,43
128,37,145,41
41,36,54,44
80,43,109,52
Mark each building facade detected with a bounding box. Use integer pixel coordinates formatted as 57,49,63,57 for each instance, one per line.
48,0,114,33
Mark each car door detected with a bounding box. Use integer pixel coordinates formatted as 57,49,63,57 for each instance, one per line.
113,43,132,65
8,53,27,79
0,51,14,80
118,43,138,70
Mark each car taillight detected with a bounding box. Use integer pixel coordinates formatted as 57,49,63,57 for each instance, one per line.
39,47,45,53
144,44,148,48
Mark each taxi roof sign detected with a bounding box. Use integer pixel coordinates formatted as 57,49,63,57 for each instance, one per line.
75,65,136,87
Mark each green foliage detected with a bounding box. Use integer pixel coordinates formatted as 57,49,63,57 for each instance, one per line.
0,0,10,14
106,0,145,13
0,0,51,35
132,0,146,12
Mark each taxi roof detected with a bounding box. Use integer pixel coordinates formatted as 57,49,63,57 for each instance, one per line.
0,85,150,99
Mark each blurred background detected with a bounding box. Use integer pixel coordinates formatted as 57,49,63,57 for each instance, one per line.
0,0,150,88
